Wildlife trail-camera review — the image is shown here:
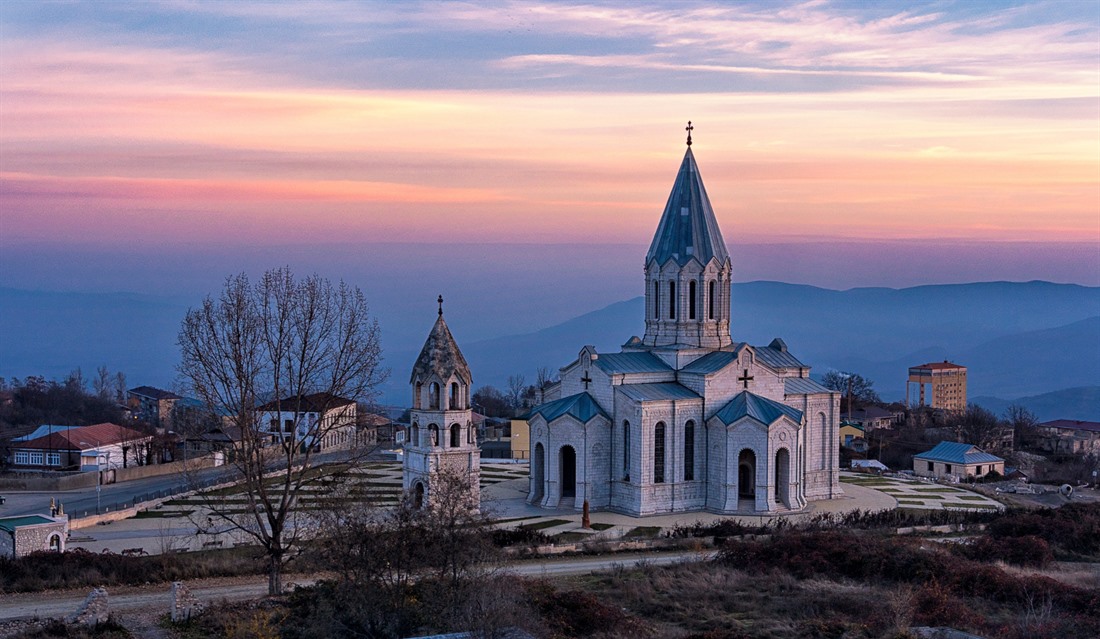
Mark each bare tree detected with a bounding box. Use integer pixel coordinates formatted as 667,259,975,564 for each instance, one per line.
536,366,555,390
950,404,1008,451
506,374,526,410
1005,404,1039,449
177,267,386,595
821,370,881,406
92,366,113,400
114,371,127,403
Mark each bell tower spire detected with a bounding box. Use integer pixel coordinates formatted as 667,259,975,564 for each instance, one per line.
642,124,733,349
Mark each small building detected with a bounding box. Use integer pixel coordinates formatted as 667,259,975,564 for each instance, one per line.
127,386,183,428
256,393,358,452
9,422,153,471
906,361,967,412
839,422,866,449
850,459,888,473
1037,419,1100,455
0,515,69,559
845,406,895,431
913,441,1004,480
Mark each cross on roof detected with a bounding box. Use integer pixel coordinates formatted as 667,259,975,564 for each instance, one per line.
738,368,754,389
685,121,693,146
580,371,593,390
437,294,443,316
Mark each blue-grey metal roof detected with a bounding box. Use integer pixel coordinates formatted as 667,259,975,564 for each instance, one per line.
592,352,672,375
645,147,730,267
680,350,741,375
914,441,1003,465
714,391,803,426
784,377,833,395
755,344,805,369
528,392,609,424
0,515,56,532
616,383,701,403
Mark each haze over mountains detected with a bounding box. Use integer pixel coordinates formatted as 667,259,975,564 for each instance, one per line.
3,280,1096,421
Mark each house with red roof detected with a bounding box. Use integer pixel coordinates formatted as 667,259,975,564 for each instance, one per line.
1038,419,1100,455
8,422,153,471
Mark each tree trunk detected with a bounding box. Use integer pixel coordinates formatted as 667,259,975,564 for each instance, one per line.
268,554,282,595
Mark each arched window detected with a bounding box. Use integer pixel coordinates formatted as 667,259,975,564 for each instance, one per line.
623,421,631,480
654,422,666,483
415,382,422,409
684,420,695,481
468,421,475,444
428,424,439,446
654,280,660,319
429,382,440,409
668,281,676,319
450,423,461,448
411,423,420,447
450,382,460,409
689,280,697,319
49,534,62,552
708,280,716,319
819,413,829,469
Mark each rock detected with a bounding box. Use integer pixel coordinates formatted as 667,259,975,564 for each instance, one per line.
171,581,203,622
67,587,109,626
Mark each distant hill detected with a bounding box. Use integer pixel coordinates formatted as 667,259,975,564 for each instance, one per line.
972,386,1100,422
3,281,1098,406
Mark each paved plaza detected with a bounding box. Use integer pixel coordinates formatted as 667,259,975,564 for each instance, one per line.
4,463,1005,555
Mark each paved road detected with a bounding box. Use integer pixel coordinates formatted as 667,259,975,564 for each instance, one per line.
0,550,711,622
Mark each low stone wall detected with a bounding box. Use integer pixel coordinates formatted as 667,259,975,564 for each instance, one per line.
111,455,219,483
0,471,97,492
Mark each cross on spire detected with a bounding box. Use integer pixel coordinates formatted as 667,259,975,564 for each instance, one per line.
580,371,593,390
738,368,754,389
685,120,693,146
437,294,444,316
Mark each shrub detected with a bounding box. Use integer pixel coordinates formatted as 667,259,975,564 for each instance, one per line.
953,534,1053,567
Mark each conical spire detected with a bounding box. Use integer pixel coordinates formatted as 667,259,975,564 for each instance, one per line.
645,147,730,267
410,304,471,385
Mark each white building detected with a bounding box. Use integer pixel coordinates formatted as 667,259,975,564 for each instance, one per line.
527,131,843,516
256,393,357,452
403,297,480,508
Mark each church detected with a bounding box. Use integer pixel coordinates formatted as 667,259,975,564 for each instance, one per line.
527,127,842,516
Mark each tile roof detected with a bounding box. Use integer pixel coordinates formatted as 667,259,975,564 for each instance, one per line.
17,423,151,451
592,352,672,375
1040,419,1100,433
783,377,832,395
528,392,609,425
714,391,803,426
616,383,701,403
914,441,1003,464
13,425,80,442
255,392,355,413
911,361,966,371
680,350,741,375
645,147,730,268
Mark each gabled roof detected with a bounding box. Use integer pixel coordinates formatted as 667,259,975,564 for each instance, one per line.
410,313,471,385
616,383,701,403
714,391,803,426
128,386,181,400
645,147,729,268
910,361,966,371
16,423,150,451
755,341,805,369
914,441,1003,465
527,392,608,425
592,352,672,375
849,406,895,420
784,377,832,395
0,516,58,532
255,392,355,413
13,425,80,442
680,349,743,375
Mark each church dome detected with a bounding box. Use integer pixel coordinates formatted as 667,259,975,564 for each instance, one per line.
645,146,730,268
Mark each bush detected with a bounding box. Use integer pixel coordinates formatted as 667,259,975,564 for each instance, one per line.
953,534,1053,567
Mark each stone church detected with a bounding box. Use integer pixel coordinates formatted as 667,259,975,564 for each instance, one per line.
527,131,842,516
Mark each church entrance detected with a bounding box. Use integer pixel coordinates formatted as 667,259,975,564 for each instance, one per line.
413,482,425,509
737,449,756,500
774,448,791,508
560,446,577,499
531,443,545,503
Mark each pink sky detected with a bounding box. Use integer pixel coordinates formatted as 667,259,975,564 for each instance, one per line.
1,2,1098,248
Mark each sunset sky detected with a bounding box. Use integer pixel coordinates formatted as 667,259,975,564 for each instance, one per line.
2,0,1098,249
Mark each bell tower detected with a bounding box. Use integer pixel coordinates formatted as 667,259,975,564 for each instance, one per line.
643,123,733,349
403,295,480,509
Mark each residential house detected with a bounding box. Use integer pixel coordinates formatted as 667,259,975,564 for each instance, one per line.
845,406,896,431
256,392,357,452
839,422,868,452
9,423,153,471
1037,419,1100,455
913,441,1004,480
127,386,182,428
